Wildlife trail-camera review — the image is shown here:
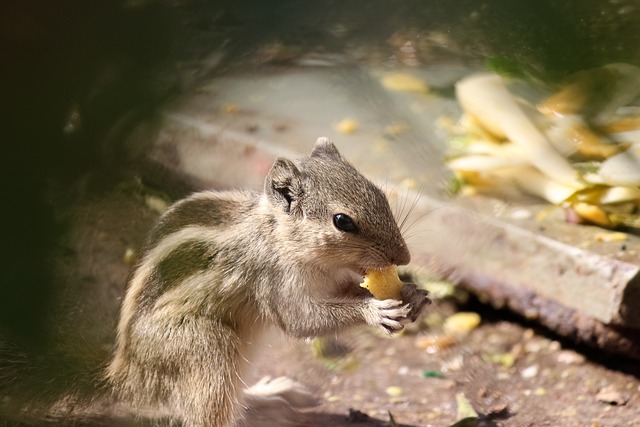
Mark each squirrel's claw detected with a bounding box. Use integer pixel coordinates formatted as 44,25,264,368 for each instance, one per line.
401,283,431,323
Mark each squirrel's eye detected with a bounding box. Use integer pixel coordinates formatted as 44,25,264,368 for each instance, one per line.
333,213,358,233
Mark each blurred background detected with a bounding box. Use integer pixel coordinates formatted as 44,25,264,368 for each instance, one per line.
3,0,640,343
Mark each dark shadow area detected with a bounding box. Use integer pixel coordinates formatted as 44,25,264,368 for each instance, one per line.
1,0,173,346
299,410,419,427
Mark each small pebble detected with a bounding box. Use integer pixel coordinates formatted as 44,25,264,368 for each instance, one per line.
533,388,547,396
509,208,533,220
326,394,341,403
557,350,586,365
441,354,464,372
596,385,628,405
385,386,403,397
594,231,628,242
549,340,561,351
524,339,545,354
415,334,457,354
496,372,511,381
521,364,539,379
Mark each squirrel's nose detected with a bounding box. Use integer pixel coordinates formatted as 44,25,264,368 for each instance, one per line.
391,244,411,266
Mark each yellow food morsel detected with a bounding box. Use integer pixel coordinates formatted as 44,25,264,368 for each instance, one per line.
335,118,359,135
380,73,429,94
573,202,611,226
361,266,404,300
443,312,481,335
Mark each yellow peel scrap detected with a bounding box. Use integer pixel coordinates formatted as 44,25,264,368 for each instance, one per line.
361,266,404,300
594,231,628,242
335,118,359,135
443,312,481,335
380,73,429,94
573,202,611,226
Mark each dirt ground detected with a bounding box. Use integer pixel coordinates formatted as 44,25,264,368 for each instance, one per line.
48,177,640,427
246,279,640,427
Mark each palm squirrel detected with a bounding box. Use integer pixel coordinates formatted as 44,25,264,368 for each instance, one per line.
2,137,429,426
106,137,430,426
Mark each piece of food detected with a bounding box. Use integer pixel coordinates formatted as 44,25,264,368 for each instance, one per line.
571,202,611,226
380,72,429,94
361,266,404,300
334,118,359,134
443,312,481,335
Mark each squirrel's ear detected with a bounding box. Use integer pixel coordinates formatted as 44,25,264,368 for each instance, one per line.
264,157,303,213
310,137,342,160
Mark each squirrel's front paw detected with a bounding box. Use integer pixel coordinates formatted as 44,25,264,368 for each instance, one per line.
366,298,411,335
400,283,431,323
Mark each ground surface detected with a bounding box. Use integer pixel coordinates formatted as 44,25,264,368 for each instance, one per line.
49,183,640,427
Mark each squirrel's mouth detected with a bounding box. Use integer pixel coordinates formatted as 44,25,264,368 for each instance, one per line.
341,264,397,289
350,266,389,285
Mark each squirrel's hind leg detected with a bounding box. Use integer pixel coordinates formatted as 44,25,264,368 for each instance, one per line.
168,321,245,427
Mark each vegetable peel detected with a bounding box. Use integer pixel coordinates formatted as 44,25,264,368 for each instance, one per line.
447,66,640,229
455,73,578,185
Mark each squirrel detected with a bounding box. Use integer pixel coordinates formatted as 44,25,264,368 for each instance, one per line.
1,137,429,427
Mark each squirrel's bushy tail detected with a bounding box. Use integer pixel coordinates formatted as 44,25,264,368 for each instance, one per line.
0,335,116,426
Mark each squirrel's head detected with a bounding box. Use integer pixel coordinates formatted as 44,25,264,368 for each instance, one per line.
264,137,410,275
